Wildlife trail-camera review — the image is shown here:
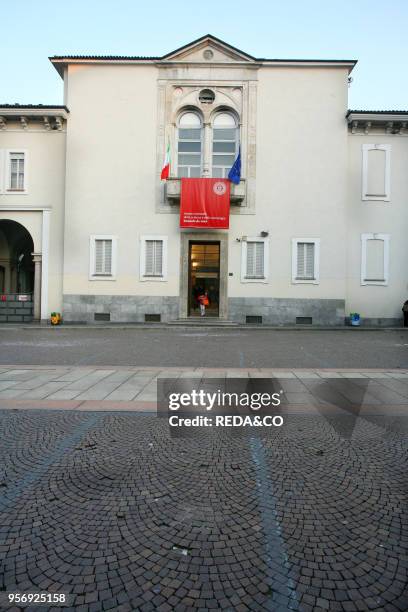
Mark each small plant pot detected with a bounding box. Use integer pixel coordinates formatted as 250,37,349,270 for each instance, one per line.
350,313,361,327
50,312,62,326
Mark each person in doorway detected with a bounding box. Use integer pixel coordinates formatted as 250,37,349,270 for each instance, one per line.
198,290,210,317
402,299,408,327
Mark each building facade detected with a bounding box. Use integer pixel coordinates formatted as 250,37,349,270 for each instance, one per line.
0,35,407,325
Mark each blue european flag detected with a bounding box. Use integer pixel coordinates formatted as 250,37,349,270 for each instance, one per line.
228,147,241,185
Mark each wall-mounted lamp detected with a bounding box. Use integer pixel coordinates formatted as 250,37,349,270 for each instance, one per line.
260,231,269,237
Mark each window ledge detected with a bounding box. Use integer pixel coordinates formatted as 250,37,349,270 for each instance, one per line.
241,278,268,284
362,280,387,286
140,276,167,282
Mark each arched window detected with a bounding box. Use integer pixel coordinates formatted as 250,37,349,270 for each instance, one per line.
177,111,202,178
212,112,238,178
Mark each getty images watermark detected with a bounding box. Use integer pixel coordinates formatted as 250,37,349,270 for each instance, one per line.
157,378,285,436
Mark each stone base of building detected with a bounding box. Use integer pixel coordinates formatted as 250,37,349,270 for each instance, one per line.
228,297,345,326
63,295,348,326
62,295,179,324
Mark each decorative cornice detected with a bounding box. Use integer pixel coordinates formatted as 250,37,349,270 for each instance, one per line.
0,108,68,131
0,106,69,121
347,111,408,134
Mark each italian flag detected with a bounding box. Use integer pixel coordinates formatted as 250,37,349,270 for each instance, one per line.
161,140,171,180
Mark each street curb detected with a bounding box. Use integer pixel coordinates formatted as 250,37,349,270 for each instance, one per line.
0,324,407,331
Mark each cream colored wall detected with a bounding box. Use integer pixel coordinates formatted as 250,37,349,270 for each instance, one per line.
64,63,351,307
0,125,66,312
229,67,350,299
346,133,408,320
63,64,181,296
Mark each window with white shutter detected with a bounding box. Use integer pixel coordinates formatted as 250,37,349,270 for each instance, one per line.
292,239,320,284
95,239,113,275
246,241,264,278
89,235,117,280
361,234,389,285
144,240,163,277
140,236,168,281
296,242,315,280
241,238,268,283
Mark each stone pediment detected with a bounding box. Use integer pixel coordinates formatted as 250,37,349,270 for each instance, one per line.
162,34,256,64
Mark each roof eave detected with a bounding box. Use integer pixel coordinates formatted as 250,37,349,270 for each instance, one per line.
0,106,69,119
347,110,408,123
50,56,357,80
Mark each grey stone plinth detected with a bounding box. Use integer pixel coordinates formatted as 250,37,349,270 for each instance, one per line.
228,297,346,326
63,295,179,323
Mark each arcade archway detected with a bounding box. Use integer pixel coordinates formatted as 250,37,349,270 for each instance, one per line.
0,220,35,322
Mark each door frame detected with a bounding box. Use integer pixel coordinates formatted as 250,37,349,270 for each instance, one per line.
179,232,228,320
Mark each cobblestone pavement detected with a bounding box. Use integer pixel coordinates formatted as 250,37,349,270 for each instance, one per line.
0,382,407,611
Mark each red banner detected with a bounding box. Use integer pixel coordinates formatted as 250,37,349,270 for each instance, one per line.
180,178,230,229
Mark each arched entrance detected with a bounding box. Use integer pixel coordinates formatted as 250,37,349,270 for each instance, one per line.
0,220,35,322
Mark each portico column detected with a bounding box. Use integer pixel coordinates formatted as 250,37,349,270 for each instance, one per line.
32,253,42,321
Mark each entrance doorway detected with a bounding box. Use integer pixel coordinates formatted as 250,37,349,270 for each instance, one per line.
188,242,220,317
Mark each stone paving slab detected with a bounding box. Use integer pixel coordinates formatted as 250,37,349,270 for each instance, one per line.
0,367,406,411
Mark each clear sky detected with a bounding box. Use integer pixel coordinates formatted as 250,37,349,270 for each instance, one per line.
1,0,407,110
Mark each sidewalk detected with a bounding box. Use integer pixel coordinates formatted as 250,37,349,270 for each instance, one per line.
0,365,407,412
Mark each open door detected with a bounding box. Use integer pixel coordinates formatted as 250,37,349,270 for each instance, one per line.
188,241,220,317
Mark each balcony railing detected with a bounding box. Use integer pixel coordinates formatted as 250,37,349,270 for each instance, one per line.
165,177,246,205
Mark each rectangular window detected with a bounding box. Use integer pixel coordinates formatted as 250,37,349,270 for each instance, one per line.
10,153,25,189
296,242,315,279
144,240,163,277
140,236,168,281
246,241,264,278
362,144,391,201
89,235,117,280
292,239,320,284
361,233,389,285
241,238,268,283
95,239,113,275
6,150,28,192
